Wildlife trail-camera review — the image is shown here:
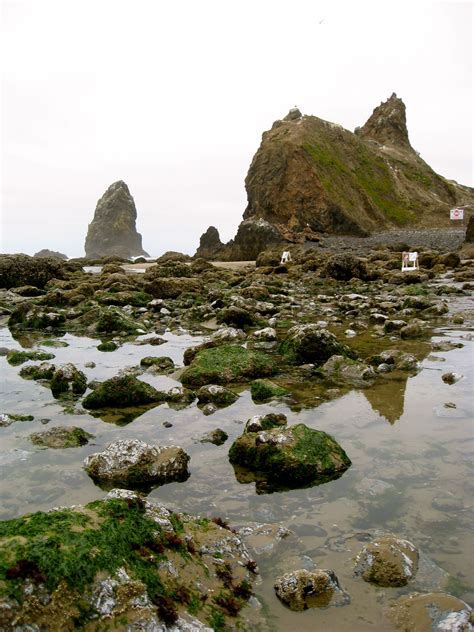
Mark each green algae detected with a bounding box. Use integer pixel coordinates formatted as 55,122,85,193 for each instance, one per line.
180,344,277,388
6,350,55,366
82,375,166,409
250,379,288,402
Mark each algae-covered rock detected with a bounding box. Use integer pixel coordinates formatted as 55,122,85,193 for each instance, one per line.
6,350,55,366
317,355,376,388
97,340,118,352
274,568,350,611
200,429,229,446
250,379,289,402
180,344,276,388
0,413,34,427
83,439,190,489
196,384,238,408
355,535,419,587
82,375,165,409
8,303,66,331
0,254,72,289
323,253,369,280
140,356,175,373
244,413,288,433
50,363,87,398
96,306,145,335
387,592,472,632
30,426,94,449
217,306,256,328
19,361,56,381
0,491,257,629
280,325,357,365
229,423,351,491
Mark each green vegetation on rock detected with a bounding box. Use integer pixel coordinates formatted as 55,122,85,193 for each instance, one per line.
82,375,165,409
250,379,288,402
6,350,55,366
180,344,277,388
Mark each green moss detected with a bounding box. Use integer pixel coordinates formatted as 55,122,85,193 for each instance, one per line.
250,379,288,402
180,345,276,388
82,375,166,409
97,341,118,352
303,140,414,226
19,363,56,381
96,307,144,335
30,427,94,449
140,356,175,373
6,350,55,366
229,423,351,488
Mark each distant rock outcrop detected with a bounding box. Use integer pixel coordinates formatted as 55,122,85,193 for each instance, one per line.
465,215,474,243
195,226,225,259
84,181,149,259
196,95,474,260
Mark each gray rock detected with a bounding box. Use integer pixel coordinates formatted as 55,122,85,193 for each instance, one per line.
274,568,350,611
83,439,190,489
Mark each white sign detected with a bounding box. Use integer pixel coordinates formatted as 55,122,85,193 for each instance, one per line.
450,208,464,220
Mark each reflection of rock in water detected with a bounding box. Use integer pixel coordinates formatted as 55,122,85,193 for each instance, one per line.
363,375,409,424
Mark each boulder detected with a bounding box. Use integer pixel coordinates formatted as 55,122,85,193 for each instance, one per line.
84,181,149,259
0,491,257,630
0,254,76,290
19,362,56,381
50,363,87,398
280,325,357,365
196,384,238,408
354,535,419,586
82,376,165,409
217,306,256,328
83,439,190,489
250,379,289,402
387,592,472,632
317,355,375,387
33,249,68,260
8,303,66,331
465,215,474,243
30,426,94,449
140,356,175,373
274,569,349,611
6,350,55,366
244,413,287,433
200,429,229,446
229,423,351,489
180,345,276,388
323,253,369,280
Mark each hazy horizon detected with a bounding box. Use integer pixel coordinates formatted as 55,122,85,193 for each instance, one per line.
1,0,473,258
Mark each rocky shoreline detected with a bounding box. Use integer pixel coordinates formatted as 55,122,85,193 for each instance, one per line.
0,237,473,630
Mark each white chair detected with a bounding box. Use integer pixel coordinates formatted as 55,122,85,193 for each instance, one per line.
280,250,291,264
401,251,419,271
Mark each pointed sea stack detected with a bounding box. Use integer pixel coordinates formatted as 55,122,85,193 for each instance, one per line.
84,181,149,259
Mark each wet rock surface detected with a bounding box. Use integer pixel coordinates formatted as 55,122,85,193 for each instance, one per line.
354,534,419,586
274,568,350,611
83,439,190,489
387,592,473,632
30,426,94,449
0,490,258,630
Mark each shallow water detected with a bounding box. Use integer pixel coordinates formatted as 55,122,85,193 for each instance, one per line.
0,301,473,631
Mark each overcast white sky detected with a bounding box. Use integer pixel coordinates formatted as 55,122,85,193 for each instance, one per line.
1,0,472,257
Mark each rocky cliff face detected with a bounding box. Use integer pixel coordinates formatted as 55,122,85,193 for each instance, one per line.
85,181,149,259
196,94,474,260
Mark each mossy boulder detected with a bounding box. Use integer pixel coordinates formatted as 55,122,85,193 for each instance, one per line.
97,340,118,352
280,325,357,365
323,253,369,280
200,428,229,445
316,355,375,388
355,535,419,587
216,306,256,328
229,423,351,490
30,426,94,449
140,356,175,373
274,569,349,611
180,344,277,388
8,303,66,331
83,439,190,489
250,379,288,402
96,306,145,335
387,592,472,631
19,362,56,381
6,350,55,366
144,276,199,299
244,413,287,433
0,254,74,289
82,376,165,409
0,491,257,629
196,384,239,408
96,290,152,307
50,364,88,398
0,413,34,427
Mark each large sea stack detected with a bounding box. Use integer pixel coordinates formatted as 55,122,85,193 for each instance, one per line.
196,94,474,260
84,181,149,259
